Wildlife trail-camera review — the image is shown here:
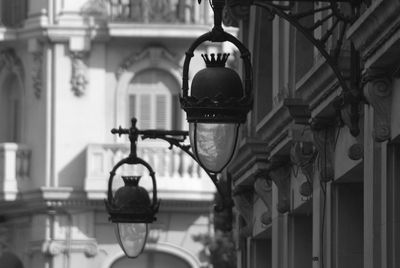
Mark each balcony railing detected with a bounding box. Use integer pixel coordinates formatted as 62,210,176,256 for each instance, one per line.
85,142,215,199
106,0,211,25
0,143,30,200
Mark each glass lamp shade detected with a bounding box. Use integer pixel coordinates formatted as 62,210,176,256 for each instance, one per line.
189,122,239,173
114,223,148,258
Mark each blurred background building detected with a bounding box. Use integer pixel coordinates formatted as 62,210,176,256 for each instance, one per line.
0,1,239,267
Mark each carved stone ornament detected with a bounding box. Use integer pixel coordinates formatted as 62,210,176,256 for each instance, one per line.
267,156,291,214
32,45,43,99
84,241,99,258
81,0,108,16
116,46,179,79
313,127,336,182
232,187,253,237
363,71,392,142
70,51,89,96
348,143,363,161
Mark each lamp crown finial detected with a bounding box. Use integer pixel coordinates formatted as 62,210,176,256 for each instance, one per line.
202,53,230,68
121,176,141,186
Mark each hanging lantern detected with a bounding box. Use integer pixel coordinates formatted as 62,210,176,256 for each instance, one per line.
180,19,252,174
105,156,159,258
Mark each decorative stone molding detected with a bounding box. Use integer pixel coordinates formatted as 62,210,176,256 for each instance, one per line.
363,70,392,142
30,40,44,99
284,98,311,125
70,51,89,96
81,0,108,16
41,240,98,257
313,127,336,182
83,241,99,258
348,143,363,161
267,156,291,214
42,240,65,256
116,46,179,79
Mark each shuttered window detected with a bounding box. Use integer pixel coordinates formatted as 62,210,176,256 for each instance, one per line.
128,69,180,130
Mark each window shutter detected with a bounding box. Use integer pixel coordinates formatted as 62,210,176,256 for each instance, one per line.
139,94,151,129
155,94,168,129
129,95,136,119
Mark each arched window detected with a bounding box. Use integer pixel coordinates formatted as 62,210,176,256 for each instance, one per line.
128,68,181,130
0,73,22,142
111,250,191,268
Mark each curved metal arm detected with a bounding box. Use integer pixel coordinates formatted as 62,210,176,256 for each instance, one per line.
141,130,232,210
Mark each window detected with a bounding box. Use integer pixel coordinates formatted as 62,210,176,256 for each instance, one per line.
0,73,22,142
128,69,181,130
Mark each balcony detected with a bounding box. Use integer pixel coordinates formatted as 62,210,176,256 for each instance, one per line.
85,141,215,200
106,0,211,25
0,143,30,201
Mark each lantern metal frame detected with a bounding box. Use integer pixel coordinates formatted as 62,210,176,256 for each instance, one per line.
105,118,232,220
180,0,253,124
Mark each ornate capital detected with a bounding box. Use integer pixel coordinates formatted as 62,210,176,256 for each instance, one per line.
268,156,291,214
363,70,392,142
70,51,89,97
31,43,44,99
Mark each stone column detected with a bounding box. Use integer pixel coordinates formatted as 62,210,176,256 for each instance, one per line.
363,71,392,268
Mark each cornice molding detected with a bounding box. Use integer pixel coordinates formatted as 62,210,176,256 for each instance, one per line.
347,0,400,64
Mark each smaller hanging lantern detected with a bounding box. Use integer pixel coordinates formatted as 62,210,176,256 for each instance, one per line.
105,155,159,258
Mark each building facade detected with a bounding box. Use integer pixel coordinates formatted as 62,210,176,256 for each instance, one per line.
0,1,237,267
226,1,400,268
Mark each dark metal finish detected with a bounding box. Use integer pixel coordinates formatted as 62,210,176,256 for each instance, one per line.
180,0,253,124
108,118,233,212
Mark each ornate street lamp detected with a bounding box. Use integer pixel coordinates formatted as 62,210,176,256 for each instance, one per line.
180,0,252,173
104,119,160,258
105,118,233,258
